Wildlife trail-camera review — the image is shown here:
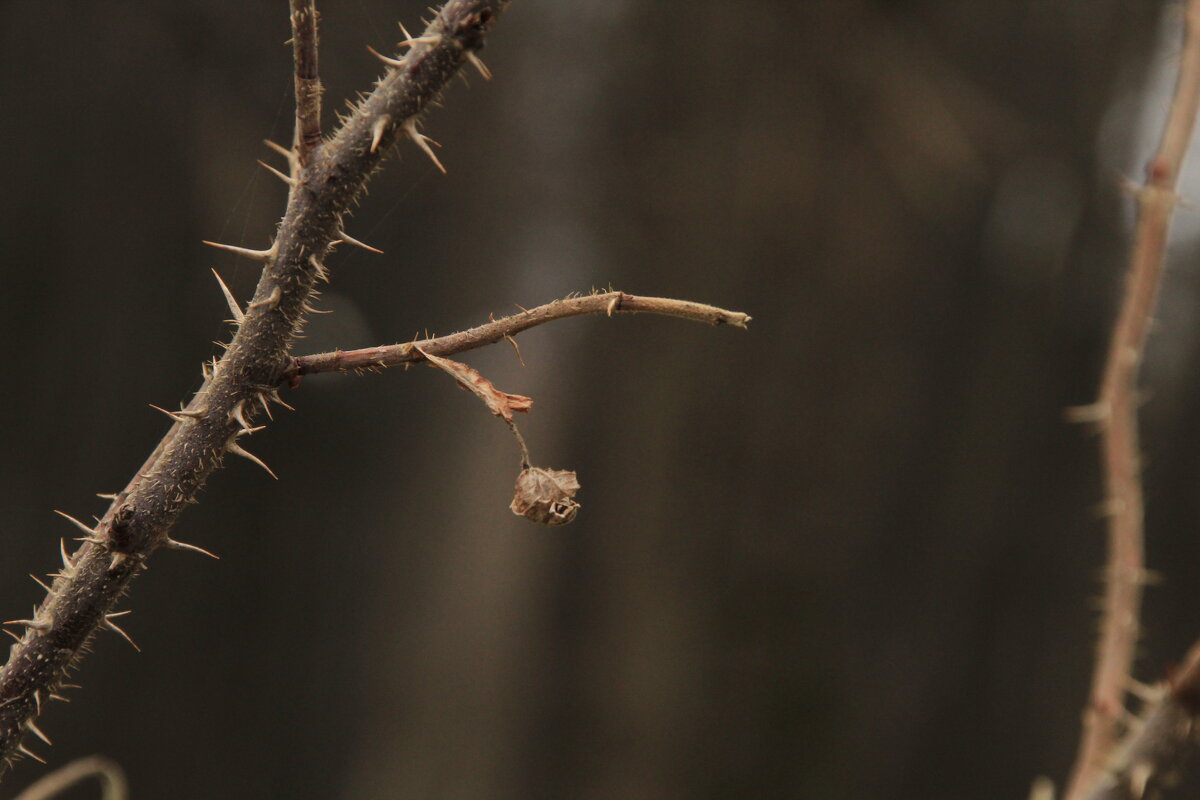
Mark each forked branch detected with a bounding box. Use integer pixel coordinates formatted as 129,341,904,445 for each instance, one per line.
0,0,509,778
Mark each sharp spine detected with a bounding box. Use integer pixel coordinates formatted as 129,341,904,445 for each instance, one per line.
226,442,279,479
29,575,53,593
248,285,282,311
211,269,246,323
164,538,220,560
103,613,140,652
4,619,50,632
366,45,406,68
371,114,390,153
404,120,446,173
59,538,75,570
257,159,296,186
53,510,97,538
202,240,276,261
17,744,46,764
337,229,384,254
25,719,51,746
467,52,492,80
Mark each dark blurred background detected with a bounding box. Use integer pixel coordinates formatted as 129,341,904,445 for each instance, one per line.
3,0,1200,797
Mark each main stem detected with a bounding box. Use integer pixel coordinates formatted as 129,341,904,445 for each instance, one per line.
0,0,507,777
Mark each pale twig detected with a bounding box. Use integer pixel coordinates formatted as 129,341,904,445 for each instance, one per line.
287,292,751,379
1064,2,1200,797
13,755,127,800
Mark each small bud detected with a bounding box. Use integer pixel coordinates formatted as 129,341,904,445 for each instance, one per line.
510,467,580,526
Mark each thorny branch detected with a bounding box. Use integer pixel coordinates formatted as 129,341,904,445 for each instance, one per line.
286,292,751,380
0,0,509,779
1063,1,1200,798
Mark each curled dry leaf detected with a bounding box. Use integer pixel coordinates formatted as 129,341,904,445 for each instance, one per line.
415,346,532,422
511,467,581,526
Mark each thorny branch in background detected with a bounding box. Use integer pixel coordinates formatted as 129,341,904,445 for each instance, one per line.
1061,1,1200,798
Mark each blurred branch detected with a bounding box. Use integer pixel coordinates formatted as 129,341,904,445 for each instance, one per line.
13,756,127,800
1064,1,1200,797
287,292,751,380
0,0,508,779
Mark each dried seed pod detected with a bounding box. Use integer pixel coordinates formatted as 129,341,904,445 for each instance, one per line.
510,467,580,526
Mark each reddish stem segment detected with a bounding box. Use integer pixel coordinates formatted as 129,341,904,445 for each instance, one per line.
1065,2,1200,797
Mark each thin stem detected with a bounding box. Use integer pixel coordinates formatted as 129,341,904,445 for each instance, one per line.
13,756,127,800
0,0,509,779
291,0,321,164
287,291,751,379
1065,2,1200,797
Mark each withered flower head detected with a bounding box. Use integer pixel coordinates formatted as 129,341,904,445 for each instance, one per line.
510,467,581,526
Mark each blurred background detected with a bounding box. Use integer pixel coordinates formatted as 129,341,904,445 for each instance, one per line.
2,0,1200,797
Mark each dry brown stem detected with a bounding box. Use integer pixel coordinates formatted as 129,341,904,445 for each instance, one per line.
287,292,751,379
1065,2,1200,797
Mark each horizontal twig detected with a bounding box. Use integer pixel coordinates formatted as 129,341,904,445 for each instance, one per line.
286,292,751,379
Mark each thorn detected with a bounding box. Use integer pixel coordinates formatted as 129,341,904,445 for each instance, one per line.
148,403,192,423
48,693,69,703
226,442,279,479
371,114,390,153
29,574,53,594
102,614,140,652
309,254,330,283
606,295,621,317
25,719,51,746
504,334,525,366
255,392,274,421
59,539,75,571
164,538,220,560
404,119,446,173
4,619,50,632
229,399,252,431
202,240,276,262
366,45,406,68
53,510,97,538
466,51,492,80
399,28,441,48
17,744,46,764
264,139,296,163
3,629,19,642
211,269,246,323
96,492,119,500
337,229,384,254
234,425,267,438
109,552,127,570
32,690,41,715
248,285,282,311
257,159,296,186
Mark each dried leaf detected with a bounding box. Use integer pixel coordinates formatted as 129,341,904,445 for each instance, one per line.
510,467,581,526
416,346,532,422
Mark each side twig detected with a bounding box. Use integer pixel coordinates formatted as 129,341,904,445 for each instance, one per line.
286,292,751,379
1064,2,1200,797
0,0,508,779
